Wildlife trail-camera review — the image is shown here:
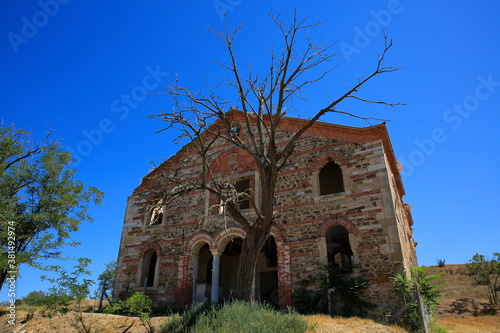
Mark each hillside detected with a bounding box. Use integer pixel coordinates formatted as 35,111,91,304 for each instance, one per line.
428,264,500,332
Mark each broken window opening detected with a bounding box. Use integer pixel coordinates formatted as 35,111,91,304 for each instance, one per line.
319,161,344,196
235,178,250,210
326,225,353,272
148,200,164,226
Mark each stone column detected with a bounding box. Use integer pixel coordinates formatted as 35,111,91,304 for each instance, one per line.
211,251,221,302
191,253,199,302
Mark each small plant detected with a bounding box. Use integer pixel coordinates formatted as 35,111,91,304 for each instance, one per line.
436,258,446,267
104,290,155,332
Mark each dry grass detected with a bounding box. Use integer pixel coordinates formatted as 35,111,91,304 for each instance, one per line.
2,266,500,333
303,314,408,333
437,315,500,333
0,310,168,333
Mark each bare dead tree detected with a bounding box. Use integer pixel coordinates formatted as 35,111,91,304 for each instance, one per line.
147,12,404,301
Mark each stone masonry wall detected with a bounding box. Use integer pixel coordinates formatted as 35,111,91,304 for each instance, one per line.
113,117,417,310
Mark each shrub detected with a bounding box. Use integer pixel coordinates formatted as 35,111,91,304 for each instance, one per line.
19,291,47,306
466,252,500,305
160,301,308,333
104,291,154,332
436,259,446,267
391,266,445,332
291,263,373,316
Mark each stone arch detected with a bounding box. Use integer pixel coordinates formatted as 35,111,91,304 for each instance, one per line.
186,233,215,254
139,242,162,258
269,225,284,243
214,226,247,252
309,151,350,174
318,216,358,238
318,216,359,266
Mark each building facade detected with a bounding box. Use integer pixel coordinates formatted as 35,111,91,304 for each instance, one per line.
113,113,418,309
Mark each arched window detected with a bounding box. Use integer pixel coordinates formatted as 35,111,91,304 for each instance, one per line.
141,249,158,287
326,225,353,270
319,162,344,195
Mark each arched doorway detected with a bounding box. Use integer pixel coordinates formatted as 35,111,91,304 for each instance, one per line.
220,237,243,300
140,249,158,287
194,244,213,302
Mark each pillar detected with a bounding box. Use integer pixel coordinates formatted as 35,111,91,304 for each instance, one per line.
211,250,221,302
191,253,199,303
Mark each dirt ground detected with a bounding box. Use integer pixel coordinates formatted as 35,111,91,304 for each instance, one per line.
0,311,411,333
1,264,499,332
428,264,500,332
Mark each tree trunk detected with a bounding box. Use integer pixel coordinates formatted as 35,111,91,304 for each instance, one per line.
234,232,259,301
234,164,277,301
0,270,7,291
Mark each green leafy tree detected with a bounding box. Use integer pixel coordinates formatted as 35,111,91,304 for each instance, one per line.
42,258,96,332
0,125,103,288
466,252,500,305
97,260,116,297
95,260,116,311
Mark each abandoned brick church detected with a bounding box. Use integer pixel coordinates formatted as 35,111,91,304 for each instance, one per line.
113,111,418,309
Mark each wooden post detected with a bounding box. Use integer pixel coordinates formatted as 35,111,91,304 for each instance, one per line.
327,288,335,316
389,284,430,333
414,284,429,333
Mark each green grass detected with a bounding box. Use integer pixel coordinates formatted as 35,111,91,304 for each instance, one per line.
161,300,308,333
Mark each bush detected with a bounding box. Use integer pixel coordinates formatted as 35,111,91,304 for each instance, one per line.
19,291,47,306
105,291,155,332
161,301,308,333
291,264,373,316
436,259,446,267
466,252,500,305
391,266,445,332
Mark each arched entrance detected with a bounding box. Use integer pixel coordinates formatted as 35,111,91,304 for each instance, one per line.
220,237,243,300
140,249,158,287
194,244,213,302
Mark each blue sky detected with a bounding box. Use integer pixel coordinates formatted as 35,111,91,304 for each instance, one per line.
1,1,499,300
